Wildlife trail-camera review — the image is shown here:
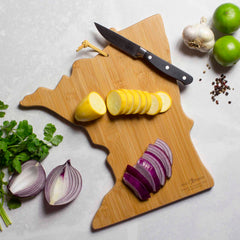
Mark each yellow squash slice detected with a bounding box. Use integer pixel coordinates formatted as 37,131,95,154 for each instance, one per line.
146,93,162,115
135,90,146,114
121,89,134,115
139,91,152,114
128,89,140,114
106,90,127,116
155,91,172,113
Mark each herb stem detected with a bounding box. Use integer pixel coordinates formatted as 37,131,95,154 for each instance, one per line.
0,205,11,229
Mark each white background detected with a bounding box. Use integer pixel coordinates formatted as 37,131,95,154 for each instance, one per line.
1,0,240,239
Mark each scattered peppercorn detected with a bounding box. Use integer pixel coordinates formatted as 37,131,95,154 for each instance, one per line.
210,74,233,104
206,64,211,70
199,64,234,105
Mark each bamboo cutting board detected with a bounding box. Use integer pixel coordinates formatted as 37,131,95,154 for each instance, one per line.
20,14,214,230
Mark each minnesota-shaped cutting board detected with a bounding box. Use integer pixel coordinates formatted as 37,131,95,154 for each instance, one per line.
20,14,214,229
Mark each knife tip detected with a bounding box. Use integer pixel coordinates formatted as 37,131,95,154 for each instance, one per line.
94,22,99,27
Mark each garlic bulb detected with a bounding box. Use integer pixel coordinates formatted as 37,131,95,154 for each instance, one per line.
182,17,215,52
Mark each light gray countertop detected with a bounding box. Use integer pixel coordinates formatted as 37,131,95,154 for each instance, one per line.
1,0,240,239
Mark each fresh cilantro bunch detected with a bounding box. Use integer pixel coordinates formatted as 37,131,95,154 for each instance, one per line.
0,101,63,231
0,120,63,173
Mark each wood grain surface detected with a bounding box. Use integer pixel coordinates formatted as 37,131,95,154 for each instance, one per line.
20,14,214,230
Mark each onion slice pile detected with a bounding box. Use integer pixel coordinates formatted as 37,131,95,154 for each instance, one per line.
8,160,46,198
123,138,173,201
44,160,82,206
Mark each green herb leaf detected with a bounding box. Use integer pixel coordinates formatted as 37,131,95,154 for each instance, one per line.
12,158,21,173
7,198,21,210
2,120,17,136
44,123,56,141
50,135,63,146
16,120,33,139
0,141,8,152
0,112,5,118
0,101,8,110
44,123,63,146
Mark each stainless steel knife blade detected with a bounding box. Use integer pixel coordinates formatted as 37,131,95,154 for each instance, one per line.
94,22,193,85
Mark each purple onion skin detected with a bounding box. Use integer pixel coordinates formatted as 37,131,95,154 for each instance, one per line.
144,151,167,177
126,165,153,192
154,139,173,165
122,139,173,201
146,144,172,178
123,172,150,201
8,160,46,198
137,158,161,192
135,164,156,192
142,152,166,186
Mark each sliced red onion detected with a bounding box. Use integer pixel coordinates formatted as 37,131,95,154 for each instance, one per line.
154,138,173,165
44,160,82,206
122,139,173,200
123,172,150,201
8,160,46,198
142,152,166,186
137,158,161,192
146,144,172,178
125,165,153,192
134,164,155,192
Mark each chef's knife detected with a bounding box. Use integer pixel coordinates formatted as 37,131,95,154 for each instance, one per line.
94,22,193,85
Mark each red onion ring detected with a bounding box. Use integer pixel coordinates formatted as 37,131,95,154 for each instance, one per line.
123,172,150,201
142,152,166,186
137,158,161,192
146,144,172,178
154,139,173,165
125,165,153,192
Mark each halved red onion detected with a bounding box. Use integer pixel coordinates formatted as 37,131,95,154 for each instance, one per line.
142,152,166,186
123,172,150,201
146,144,172,178
8,160,46,198
154,138,173,165
137,158,160,192
125,165,153,192
44,160,82,206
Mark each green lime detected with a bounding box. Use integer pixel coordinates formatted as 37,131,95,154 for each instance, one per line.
213,35,240,67
213,3,240,34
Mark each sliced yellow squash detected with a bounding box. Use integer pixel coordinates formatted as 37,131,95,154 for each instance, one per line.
135,90,146,114
128,89,140,114
121,89,134,115
131,90,143,114
155,91,172,113
146,93,162,115
74,91,106,122
139,91,152,114
106,90,128,116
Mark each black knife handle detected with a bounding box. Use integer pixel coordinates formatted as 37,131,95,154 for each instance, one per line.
143,51,193,85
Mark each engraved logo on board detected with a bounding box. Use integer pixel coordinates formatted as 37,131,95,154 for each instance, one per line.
181,176,207,193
